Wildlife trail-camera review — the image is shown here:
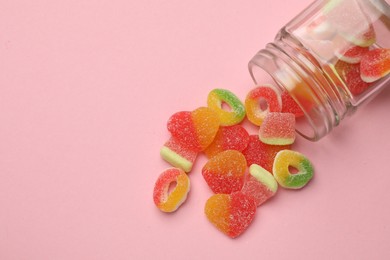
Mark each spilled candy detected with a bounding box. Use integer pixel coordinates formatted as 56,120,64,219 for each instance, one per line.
242,135,291,173
202,150,247,194
245,85,281,126
204,125,250,158
160,137,198,173
259,112,296,145
167,107,219,152
207,89,246,126
204,191,257,238
241,164,278,206
153,168,190,212
273,150,314,189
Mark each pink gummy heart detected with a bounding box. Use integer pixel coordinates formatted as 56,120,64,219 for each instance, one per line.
204,191,257,238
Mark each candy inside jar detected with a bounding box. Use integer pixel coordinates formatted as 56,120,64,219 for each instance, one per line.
249,0,390,141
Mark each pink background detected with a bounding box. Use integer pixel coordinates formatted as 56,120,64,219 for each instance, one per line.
1,0,390,259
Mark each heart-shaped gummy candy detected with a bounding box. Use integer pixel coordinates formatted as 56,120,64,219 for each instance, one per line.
167,107,219,152
204,191,257,238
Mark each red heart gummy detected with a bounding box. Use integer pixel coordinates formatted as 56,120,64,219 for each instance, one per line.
202,150,247,194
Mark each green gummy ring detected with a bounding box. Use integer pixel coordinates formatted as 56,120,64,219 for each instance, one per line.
273,150,314,189
207,89,246,126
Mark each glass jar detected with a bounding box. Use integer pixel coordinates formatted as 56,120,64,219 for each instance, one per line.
249,0,390,141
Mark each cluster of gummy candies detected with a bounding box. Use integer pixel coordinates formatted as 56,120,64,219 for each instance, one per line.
153,86,315,238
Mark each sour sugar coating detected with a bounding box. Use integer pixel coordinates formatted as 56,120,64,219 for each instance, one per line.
241,164,278,206
273,150,314,189
207,89,246,126
259,112,296,145
335,45,369,64
280,91,304,117
335,60,371,96
204,191,256,238
360,48,390,83
242,135,291,173
153,168,190,212
245,85,282,126
160,137,198,173
167,107,219,152
202,150,247,194
204,125,249,158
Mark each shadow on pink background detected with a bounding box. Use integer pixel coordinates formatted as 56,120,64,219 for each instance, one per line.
1,0,389,259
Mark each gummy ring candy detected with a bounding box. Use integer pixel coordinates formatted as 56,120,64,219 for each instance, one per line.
273,150,314,189
207,89,245,126
153,168,190,212
245,85,281,126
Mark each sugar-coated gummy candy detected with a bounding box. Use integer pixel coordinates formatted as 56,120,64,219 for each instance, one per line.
242,135,291,173
335,45,369,64
281,91,305,117
335,61,371,96
160,137,198,173
273,150,314,189
167,107,219,152
153,168,190,212
324,0,376,47
204,125,249,158
207,89,246,126
360,48,390,83
245,85,282,126
202,150,247,194
259,112,296,145
204,191,256,238
241,164,278,206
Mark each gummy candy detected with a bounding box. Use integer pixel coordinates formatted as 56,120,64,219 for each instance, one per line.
204,125,249,158
259,112,296,145
245,85,282,126
167,107,219,152
241,164,278,206
273,150,314,189
335,45,369,64
242,135,291,173
207,89,246,126
204,191,256,238
335,60,371,96
202,150,247,194
324,0,376,47
280,91,304,117
160,137,198,172
360,48,390,83
153,168,190,212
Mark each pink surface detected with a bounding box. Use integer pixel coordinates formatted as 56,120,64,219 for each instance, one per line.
1,0,389,259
